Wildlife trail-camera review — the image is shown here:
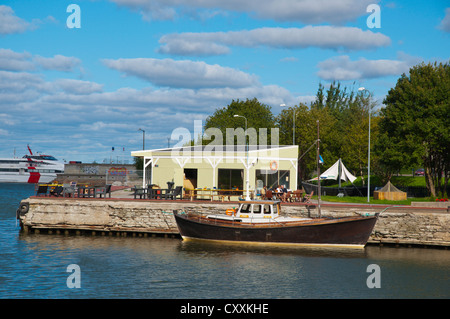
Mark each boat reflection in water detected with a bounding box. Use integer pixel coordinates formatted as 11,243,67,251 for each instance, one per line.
174,200,379,249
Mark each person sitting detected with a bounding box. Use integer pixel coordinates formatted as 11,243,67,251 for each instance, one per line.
260,186,267,199
280,185,288,202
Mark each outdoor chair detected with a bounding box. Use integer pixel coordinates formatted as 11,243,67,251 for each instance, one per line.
285,191,292,202
292,190,303,202
265,190,273,200
95,184,112,198
165,186,183,200
35,185,48,197
133,186,146,199
49,186,64,197
303,191,314,203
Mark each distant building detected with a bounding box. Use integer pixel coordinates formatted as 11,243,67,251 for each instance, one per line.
56,163,141,186
131,145,298,193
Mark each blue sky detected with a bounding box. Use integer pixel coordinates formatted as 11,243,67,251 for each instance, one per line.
0,0,449,163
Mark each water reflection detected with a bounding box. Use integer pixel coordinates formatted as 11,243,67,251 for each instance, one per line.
178,238,369,259
8,230,450,299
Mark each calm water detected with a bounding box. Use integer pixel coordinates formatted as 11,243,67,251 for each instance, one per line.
0,183,449,299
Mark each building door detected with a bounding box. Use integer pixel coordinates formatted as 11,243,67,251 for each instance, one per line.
184,169,197,189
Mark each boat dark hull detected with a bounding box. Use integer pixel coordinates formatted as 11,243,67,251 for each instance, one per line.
174,213,378,248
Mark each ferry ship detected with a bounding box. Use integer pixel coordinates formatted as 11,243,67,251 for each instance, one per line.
0,146,64,183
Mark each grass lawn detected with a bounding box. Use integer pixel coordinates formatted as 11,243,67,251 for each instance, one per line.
321,175,427,188
309,175,440,205
315,195,432,206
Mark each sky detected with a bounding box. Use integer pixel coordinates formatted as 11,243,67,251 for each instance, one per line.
0,0,449,163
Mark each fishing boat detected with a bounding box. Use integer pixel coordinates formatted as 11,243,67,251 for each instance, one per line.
174,200,379,248
0,146,64,183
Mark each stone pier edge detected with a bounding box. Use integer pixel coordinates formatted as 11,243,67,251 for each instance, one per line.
17,197,450,249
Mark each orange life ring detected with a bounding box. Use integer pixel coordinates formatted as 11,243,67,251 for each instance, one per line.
270,160,278,171
225,209,236,216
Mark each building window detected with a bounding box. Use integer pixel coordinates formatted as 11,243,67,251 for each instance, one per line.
256,169,290,189
218,169,243,190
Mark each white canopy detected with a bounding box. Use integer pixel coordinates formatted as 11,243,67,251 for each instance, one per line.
310,158,357,183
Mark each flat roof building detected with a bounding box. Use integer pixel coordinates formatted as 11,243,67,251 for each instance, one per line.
132,145,298,196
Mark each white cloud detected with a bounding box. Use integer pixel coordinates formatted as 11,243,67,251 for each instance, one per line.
157,26,391,56
0,49,34,71
0,70,49,94
317,55,416,80
55,79,104,95
34,55,82,72
0,55,306,161
102,58,259,88
0,49,82,73
438,8,450,33
109,0,378,24
0,5,32,35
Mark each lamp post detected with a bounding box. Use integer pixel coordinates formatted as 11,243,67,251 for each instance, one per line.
138,128,145,150
358,87,370,203
234,114,250,200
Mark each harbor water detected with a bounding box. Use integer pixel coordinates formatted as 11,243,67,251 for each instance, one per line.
0,183,449,299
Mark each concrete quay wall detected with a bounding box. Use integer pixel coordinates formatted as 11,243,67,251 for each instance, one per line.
18,198,450,247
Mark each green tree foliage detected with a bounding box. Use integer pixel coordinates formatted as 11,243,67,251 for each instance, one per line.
376,61,450,197
203,98,276,145
277,82,375,182
277,103,336,180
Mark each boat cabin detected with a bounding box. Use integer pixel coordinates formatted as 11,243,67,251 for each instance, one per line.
235,200,281,219
207,200,282,223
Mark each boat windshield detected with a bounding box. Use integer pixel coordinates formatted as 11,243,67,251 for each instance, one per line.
240,204,251,213
238,203,278,216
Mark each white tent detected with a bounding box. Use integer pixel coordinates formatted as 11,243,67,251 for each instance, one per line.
309,158,357,184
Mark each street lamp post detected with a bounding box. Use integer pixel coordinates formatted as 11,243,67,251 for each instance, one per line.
234,114,250,200
358,87,370,203
138,128,145,150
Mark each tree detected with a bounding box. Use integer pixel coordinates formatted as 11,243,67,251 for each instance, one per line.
279,82,376,182
203,98,276,145
276,103,336,181
377,61,450,197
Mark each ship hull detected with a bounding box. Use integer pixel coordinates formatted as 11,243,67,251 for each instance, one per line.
174,212,378,248
0,173,57,184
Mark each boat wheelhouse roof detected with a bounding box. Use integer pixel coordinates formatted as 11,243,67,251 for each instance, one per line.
237,200,281,205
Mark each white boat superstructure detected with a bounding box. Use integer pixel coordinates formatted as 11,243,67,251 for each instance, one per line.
0,147,64,183
206,201,312,224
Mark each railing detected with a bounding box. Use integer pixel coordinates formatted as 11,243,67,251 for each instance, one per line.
180,210,286,227
185,189,254,201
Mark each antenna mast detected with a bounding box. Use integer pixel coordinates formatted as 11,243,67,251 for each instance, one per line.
316,120,321,218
